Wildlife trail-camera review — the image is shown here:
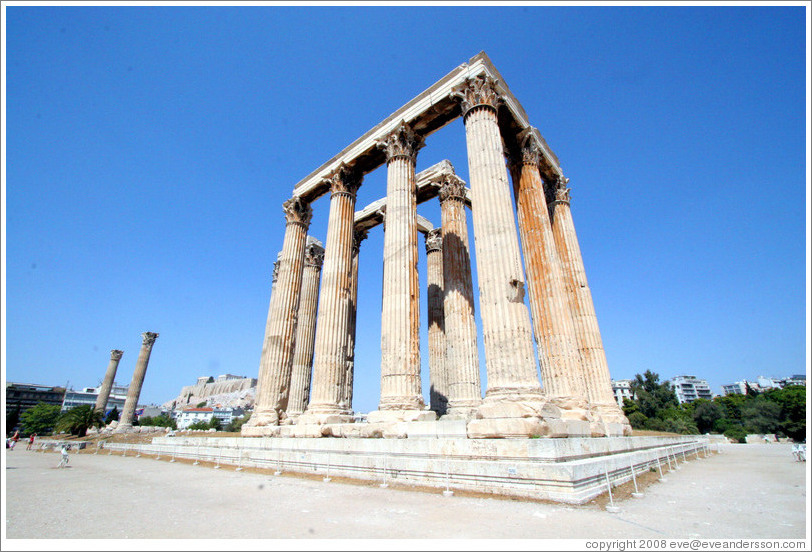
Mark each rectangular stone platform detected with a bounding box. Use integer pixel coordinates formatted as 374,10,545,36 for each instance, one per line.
101,434,711,504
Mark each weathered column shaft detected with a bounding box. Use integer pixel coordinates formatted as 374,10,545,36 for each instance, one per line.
457,82,540,396
511,139,588,403
117,332,158,430
286,238,324,417
94,349,123,414
549,180,625,414
341,228,367,412
377,122,424,411
251,197,312,426
425,229,447,415
439,176,481,415
304,166,360,419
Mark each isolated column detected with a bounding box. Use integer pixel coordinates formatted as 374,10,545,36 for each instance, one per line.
94,349,123,415
116,332,158,432
301,165,361,424
286,237,325,418
370,121,428,420
438,175,481,417
248,197,312,428
510,134,590,417
425,229,447,416
548,177,630,430
341,227,368,412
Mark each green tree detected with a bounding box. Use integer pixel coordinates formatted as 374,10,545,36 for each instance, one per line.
196,401,207,408
226,413,251,432
19,403,62,436
187,420,211,430
208,416,222,431
626,411,648,429
763,386,806,441
740,396,781,434
55,405,104,437
104,406,120,424
139,414,177,429
630,370,678,419
692,399,724,434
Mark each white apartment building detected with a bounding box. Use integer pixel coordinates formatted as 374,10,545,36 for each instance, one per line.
176,406,244,429
61,383,129,414
611,379,635,408
668,375,714,404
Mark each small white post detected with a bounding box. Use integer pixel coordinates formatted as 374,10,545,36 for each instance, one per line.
193,444,200,465
443,457,453,497
604,466,620,513
214,447,221,469
236,447,243,471
274,456,282,476
656,455,667,482
323,452,331,482
380,455,389,488
170,445,176,463
682,445,688,463
629,460,643,498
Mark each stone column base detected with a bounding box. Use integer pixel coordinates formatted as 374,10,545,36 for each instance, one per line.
367,409,438,424
296,412,355,426
113,423,133,433
243,409,280,429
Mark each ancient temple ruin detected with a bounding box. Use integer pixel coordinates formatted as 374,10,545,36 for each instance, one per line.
243,52,630,439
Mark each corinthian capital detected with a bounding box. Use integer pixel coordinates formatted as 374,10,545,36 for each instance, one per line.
304,240,325,269
283,196,313,227
141,332,159,346
376,121,424,164
520,136,542,167
546,174,571,205
451,75,503,117
425,228,443,253
352,227,369,256
110,350,124,361
325,163,362,198
437,175,467,204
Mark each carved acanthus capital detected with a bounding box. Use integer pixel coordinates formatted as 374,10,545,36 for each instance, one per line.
141,332,159,346
425,228,443,253
110,350,124,361
283,196,313,227
376,121,424,164
437,175,467,204
352,227,369,256
451,75,503,117
520,136,543,167
304,241,325,269
546,174,571,205
324,163,362,198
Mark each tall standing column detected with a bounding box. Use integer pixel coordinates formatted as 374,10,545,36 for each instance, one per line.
300,164,361,424
425,229,447,416
438,175,481,418
116,332,158,432
340,228,368,413
452,75,567,438
286,237,325,418
94,349,123,415
548,177,631,433
369,121,434,423
244,197,312,430
510,134,591,421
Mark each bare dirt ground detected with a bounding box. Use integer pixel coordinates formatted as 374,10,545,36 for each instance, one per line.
2,442,807,542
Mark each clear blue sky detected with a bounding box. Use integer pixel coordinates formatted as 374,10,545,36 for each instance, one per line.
4,4,808,412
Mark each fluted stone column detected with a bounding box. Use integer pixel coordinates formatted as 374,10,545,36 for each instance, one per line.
340,228,368,413
300,165,361,425
116,332,158,432
286,237,325,418
94,349,123,415
452,75,568,438
548,177,631,434
425,229,447,416
369,121,434,423
438,175,481,418
510,134,592,422
245,197,312,431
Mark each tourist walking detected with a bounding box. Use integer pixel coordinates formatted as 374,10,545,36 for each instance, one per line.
26,433,37,451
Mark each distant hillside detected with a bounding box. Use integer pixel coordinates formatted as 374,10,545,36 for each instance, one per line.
162,375,257,410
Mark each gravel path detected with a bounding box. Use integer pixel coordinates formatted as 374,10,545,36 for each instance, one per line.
3,442,807,540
